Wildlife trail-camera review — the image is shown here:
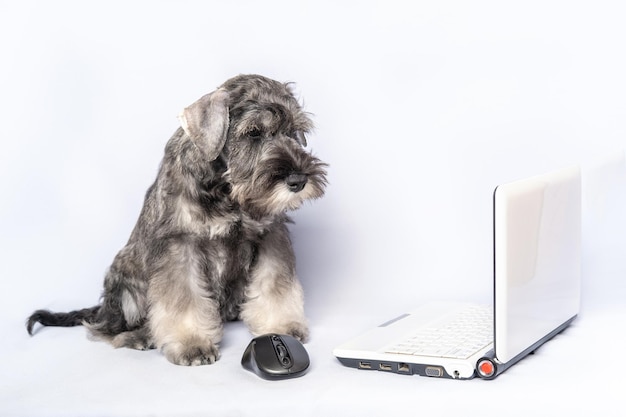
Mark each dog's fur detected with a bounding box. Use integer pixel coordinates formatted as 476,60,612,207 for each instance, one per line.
26,74,327,366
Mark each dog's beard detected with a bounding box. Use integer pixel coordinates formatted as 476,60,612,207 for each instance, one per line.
226,142,327,218
266,180,324,212
231,175,325,218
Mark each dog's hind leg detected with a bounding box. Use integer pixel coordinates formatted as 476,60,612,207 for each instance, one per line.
85,243,150,341
110,326,155,350
147,239,224,366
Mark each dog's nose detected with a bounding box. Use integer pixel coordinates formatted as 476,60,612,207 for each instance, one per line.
285,173,308,193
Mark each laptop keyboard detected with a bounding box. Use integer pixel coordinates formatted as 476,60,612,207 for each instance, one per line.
384,304,493,360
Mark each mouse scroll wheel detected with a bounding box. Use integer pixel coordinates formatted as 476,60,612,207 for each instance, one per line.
276,344,292,368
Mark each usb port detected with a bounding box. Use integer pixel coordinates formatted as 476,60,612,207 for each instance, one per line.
379,363,392,371
358,361,372,369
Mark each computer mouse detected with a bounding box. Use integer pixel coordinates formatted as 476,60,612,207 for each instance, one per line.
241,334,310,380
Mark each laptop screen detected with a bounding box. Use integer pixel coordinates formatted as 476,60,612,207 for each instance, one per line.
493,166,581,363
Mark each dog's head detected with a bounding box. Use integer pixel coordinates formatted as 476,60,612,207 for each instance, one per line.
179,74,327,218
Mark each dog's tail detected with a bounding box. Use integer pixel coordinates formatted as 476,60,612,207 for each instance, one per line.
26,306,100,335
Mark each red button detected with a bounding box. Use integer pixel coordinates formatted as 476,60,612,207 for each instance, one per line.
479,360,495,377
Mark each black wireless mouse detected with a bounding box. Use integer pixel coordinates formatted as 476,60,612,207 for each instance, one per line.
241,334,310,380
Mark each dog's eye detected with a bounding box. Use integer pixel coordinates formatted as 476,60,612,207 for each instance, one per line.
292,131,307,146
247,128,263,138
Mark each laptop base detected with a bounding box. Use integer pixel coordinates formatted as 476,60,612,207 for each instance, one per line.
335,357,474,379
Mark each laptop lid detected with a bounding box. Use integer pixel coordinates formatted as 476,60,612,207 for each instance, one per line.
493,166,581,363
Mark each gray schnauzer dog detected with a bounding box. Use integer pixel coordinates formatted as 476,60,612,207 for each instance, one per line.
26,74,328,366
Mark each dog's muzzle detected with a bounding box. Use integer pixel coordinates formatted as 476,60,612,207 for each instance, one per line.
285,173,308,193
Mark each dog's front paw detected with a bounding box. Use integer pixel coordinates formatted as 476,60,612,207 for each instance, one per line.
162,342,220,366
285,322,309,343
246,319,310,343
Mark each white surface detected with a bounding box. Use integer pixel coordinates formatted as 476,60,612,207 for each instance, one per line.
1,1,625,416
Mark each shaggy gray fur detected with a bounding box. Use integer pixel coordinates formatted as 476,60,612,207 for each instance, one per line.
27,74,327,366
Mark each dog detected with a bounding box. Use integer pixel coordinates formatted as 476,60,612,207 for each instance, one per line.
26,74,328,366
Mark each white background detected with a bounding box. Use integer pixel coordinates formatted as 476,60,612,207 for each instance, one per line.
1,1,625,416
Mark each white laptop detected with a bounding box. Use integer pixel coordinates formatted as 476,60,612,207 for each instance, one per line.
333,166,581,379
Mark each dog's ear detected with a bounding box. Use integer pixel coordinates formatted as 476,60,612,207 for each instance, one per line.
178,89,230,161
